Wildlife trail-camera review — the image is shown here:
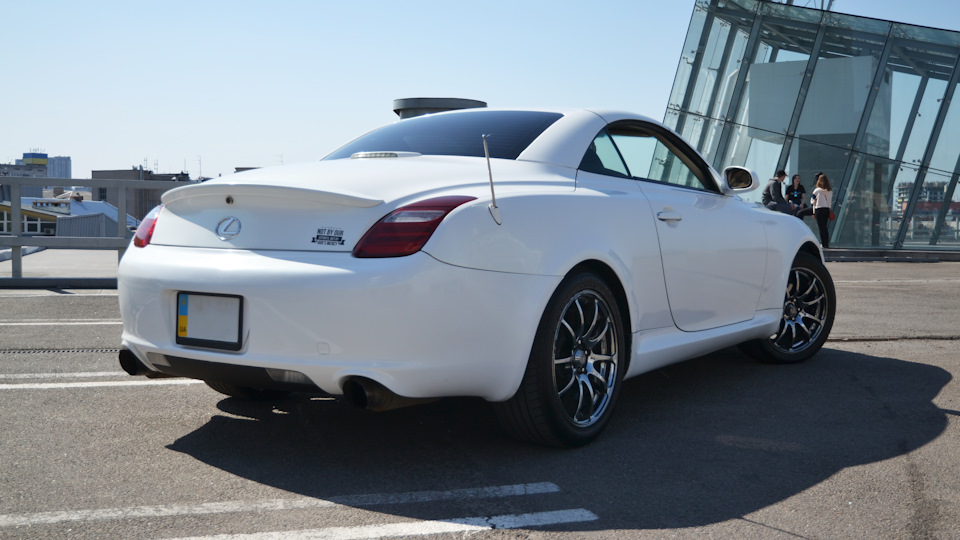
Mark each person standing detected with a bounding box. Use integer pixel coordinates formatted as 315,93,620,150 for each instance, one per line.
811,173,833,248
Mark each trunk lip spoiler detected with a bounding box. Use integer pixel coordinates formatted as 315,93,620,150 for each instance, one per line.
161,182,384,208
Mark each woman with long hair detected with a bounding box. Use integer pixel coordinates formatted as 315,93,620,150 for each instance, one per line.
811,173,833,248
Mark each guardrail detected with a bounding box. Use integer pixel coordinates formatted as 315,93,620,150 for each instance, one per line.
1,176,191,287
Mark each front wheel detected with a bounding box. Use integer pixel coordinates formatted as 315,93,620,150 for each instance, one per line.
740,251,835,364
495,272,625,447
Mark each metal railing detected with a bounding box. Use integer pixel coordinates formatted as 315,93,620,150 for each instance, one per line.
1,176,191,287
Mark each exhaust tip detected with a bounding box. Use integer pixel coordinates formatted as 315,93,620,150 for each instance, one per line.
119,348,148,376
341,377,438,412
342,378,371,409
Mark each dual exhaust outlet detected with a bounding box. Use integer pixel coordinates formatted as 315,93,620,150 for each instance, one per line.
119,349,431,412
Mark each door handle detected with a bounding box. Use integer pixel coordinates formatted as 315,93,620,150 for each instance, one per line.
657,211,682,222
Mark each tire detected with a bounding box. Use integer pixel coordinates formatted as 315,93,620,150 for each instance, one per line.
495,272,625,447
204,380,289,400
739,251,835,364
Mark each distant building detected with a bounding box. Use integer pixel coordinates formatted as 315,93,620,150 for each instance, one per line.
17,152,48,167
0,195,138,237
92,167,191,221
0,153,46,198
897,181,960,215
46,156,72,180
0,200,58,235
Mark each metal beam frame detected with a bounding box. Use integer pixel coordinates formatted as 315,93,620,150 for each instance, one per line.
712,12,765,170
929,148,960,245
775,22,829,173
894,51,960,249
831,25,896,248
696,23,741,155
672,1,718,139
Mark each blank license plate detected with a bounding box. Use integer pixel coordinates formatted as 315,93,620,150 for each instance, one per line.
176,292,243,351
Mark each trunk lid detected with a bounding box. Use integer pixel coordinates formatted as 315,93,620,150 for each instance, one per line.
150,156,569,252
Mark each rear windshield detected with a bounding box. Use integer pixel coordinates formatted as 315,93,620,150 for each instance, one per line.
324,110,563,160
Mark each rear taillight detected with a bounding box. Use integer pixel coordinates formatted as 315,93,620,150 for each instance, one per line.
133,205,162,248
353,196,476,258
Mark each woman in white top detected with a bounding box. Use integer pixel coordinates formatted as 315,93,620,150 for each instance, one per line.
811,174,833,248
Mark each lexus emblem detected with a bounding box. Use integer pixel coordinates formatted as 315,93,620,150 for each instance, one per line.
215,217,241,241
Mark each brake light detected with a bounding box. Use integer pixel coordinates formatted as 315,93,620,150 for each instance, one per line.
353,196,476,258
133,205,162,248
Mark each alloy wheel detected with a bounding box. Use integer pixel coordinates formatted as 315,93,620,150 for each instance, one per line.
771,266,829,354
553,290,619,427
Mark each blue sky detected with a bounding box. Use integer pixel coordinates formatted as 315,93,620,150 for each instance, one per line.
3,0,959,179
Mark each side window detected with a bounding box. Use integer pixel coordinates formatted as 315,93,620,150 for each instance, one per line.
578,130,629,178
609,133,657,179
649,142,705,189
608,123,716,192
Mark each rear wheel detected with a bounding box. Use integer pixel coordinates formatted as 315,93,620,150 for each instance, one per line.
204,380,289,400
495,272,625,447
739,251,835,364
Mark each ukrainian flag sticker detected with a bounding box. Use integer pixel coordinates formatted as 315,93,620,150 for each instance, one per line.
177,295,189,337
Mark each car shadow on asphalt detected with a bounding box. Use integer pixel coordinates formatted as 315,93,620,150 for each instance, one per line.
166,346,950,531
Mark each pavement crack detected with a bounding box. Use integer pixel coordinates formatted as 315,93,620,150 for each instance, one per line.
902,440,942,540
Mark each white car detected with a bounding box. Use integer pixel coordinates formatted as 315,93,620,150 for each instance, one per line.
118,108,835,447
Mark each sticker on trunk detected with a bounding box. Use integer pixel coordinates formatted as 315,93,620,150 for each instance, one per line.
311,227,345,246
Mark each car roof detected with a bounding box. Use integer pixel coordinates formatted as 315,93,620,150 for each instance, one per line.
406,107,668,169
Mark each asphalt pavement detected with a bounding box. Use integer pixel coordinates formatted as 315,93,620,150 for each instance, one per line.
0,251,959,539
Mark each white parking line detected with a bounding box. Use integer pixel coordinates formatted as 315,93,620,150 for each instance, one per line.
0,320,122,326
0,379,203,390
0,483,561,528
0,371,127,379
0,291,118,298
172,509,599,540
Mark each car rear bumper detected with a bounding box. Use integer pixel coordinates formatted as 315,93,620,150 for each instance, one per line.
118,245,560,401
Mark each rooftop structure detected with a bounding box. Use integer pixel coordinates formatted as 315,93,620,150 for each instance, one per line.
92,167,191,221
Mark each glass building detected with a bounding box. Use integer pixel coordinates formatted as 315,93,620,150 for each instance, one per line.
667,0,960,251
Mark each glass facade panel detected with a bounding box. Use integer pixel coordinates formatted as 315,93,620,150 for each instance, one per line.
900,78,948,166
833,153,899,248
900,169,954,248
667,1,757,145
695,117,727,165
726,124,785,188
688,20,733,118
795,14,890,160
885,71,923,160
667,3,712,118
734,8,821,139
929,83,960,175
937,176,960,248
667,0,960,253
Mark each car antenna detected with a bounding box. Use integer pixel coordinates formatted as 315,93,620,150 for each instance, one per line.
482,134,502,225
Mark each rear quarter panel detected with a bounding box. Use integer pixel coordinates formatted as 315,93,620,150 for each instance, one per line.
423,186,674,334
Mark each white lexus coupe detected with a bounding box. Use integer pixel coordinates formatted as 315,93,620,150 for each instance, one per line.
118,108,835,447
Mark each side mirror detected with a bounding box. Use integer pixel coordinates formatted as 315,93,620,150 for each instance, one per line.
720,166,759,194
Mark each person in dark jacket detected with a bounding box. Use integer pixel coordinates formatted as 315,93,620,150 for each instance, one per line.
785,174,807,208
761,170,797,215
